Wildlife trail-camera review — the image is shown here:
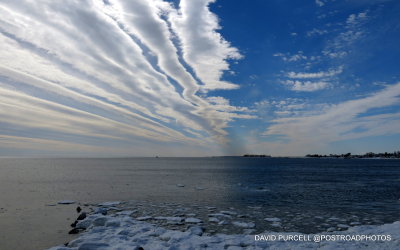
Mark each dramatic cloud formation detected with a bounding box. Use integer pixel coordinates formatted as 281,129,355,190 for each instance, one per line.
0,0,252,156
258,82,400,155
1,0,399,156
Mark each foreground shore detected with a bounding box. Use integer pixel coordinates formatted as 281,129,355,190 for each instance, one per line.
48,201,400,250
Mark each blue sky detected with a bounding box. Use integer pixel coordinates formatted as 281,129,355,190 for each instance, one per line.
0,0,399,156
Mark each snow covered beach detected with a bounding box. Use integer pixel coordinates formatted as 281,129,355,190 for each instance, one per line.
49,201,400,250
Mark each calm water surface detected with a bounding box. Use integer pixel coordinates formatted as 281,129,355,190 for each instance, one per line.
0,157,399,248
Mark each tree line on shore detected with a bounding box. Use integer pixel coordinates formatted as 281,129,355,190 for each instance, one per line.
306,151,400,158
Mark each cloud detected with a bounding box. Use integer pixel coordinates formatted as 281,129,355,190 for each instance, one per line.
168,0,243,91
287,67,343,79
315,0,325,7
0,0,250,156
346,11,368,26
273,51,307,62
323,11,370,58
282,80,330,92
262,82,400,152
280,67,342,91
306,28,328,37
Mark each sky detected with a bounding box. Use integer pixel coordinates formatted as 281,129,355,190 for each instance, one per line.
0,0,399,157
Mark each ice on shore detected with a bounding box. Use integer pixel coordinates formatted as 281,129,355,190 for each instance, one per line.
337,224,350,229
264,217,281,222
98,201,121,207
208,213,232,219
220,210,238,216
232,221,255,228
154,216,184,222
49,211,400,250
208,217,219,223
136,216,152,221
185,217,202,223
57,200,76,205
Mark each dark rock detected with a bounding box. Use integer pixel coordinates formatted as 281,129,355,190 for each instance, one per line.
70,220,78,228
68,228,81,234
58,200,75,205
77,212,87,221
64,242,69,247
76,206,82,213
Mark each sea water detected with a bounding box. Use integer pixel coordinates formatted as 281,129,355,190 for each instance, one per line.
0,157,399,249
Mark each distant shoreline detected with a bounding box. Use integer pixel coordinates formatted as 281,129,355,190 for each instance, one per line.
305,151,400,159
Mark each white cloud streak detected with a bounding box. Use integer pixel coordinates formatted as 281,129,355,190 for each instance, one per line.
287,67,343,79
273,51,308,62
169,0,243,91
0,0,250,155
262,82,400,152
282,80,330,92
315,0,325,7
